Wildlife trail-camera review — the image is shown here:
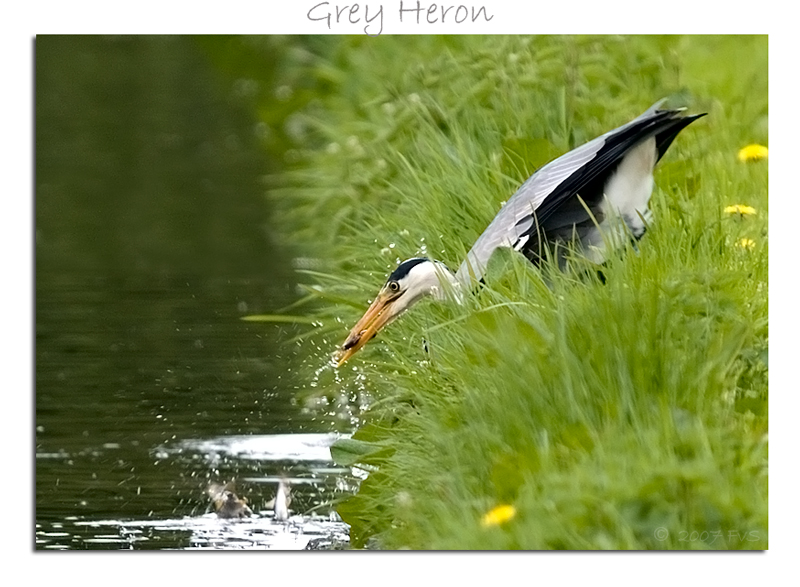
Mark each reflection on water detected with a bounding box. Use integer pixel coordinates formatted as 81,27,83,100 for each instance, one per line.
36,36,352,549
37,434,354,549
163,433,347,462
73,513,351,550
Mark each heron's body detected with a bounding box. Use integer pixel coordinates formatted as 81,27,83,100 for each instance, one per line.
457,102,704,283
335,101,705,366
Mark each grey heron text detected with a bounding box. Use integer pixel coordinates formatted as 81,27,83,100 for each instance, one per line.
305,2,494,36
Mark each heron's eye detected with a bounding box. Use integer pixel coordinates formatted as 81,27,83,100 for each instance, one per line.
388,281,400,292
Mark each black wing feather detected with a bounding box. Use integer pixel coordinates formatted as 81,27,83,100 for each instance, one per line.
529,110,705,231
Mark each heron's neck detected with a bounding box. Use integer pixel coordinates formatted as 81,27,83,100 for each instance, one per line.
430,262,463,304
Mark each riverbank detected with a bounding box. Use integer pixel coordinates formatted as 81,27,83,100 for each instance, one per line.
229,35,768,549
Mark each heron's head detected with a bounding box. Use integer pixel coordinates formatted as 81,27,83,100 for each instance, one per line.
333,257,452,367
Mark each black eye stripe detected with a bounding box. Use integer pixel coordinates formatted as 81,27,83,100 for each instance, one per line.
387,257,429,282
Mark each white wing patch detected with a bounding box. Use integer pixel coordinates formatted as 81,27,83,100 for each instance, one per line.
600,136,656,236
512,234,530,252
574,136,658,264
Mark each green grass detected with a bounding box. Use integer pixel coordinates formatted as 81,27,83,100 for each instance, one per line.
222,35,768,549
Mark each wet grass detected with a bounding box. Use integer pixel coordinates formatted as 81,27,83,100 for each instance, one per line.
236,35,768,549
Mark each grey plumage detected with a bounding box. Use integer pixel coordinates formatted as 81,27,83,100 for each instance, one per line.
455,101,705,284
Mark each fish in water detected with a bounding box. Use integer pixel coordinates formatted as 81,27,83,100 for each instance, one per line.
207,482,252,519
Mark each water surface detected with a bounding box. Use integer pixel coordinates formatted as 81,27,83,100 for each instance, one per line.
35,36,351,550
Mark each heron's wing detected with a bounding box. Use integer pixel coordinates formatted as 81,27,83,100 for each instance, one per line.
455,101,698,284
455,133,606,284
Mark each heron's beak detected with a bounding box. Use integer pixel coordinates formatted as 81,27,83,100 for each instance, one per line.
333,289,402,367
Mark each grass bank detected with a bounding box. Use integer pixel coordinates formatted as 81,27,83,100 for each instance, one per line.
222,35,768,549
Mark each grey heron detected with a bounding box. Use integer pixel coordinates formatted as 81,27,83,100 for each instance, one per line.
334,101,705,367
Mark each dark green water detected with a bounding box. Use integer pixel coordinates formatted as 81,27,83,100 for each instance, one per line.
35,36,351,550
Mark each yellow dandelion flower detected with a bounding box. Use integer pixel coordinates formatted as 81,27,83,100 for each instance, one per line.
736,238,756,250
724,205,757,216
737,144,768,162
481,504,516,527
